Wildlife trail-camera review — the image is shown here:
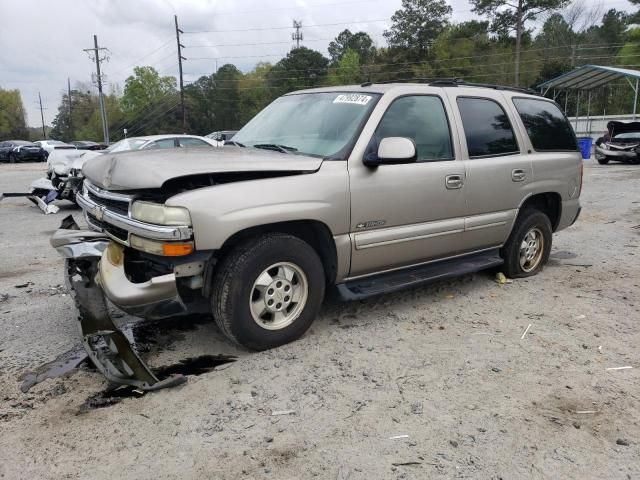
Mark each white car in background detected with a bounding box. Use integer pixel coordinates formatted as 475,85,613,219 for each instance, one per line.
34,140,76,158
106,134,218,152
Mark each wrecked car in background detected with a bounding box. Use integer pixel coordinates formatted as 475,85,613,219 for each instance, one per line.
51,82,582,390
28,134,219,214
595,121,640,165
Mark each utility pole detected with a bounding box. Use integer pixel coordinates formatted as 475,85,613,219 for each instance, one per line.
175,15,186,132
38,92,46,139
292,20,303,49
67,78,73,140
514,0,523,86
83,35,110,144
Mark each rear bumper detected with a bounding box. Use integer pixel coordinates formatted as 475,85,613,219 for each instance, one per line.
557,198,581,231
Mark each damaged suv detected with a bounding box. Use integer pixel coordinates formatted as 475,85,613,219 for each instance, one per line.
53,82,582,389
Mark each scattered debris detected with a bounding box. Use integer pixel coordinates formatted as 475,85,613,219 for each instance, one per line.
449,440,458,448
616,439,630,446
575,410,598,414
14,282,34,289
392,462,422,467
410,402,423,415
20,345,88,393
0,293,9,303
605,366,633,371
389,435,409,440
271,410,296,416
494,272,512,285
575,314,586,320
520,324,532,340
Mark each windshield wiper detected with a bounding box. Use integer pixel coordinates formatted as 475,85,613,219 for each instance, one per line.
252,143,298,154
225,140,246,147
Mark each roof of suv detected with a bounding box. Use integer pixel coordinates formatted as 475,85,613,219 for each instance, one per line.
292,81,540,98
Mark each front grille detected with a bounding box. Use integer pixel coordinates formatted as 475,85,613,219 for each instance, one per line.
87,213,129,242
87,190,129,215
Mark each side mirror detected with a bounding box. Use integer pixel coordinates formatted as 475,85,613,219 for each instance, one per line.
366,137,417,166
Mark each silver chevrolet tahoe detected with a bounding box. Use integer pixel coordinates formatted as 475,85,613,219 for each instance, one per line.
53,81,582,386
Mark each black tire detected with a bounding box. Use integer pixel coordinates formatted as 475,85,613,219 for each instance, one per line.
597,157,609,165
501,209,552,278
211,233,325,351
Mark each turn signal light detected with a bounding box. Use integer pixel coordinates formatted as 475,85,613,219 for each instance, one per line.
162,243,193,256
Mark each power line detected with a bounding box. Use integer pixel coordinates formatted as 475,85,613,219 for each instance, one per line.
183,18,389,34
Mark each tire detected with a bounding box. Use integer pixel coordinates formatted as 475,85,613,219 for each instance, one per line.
211,233,325,350
597,157,609,165
500,209,552,278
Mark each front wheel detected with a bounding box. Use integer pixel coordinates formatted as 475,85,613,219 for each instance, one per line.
597,157,609,165
501,209,552,278
211,233,325,350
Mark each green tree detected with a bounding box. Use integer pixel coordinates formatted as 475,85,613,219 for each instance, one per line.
383,0,452,59
237,62,276,125
120,66,180,135
432,21,492,79
470,0,570,85
0,88,28,140
268,47,329,95
327,49,362,85
328,30,376,64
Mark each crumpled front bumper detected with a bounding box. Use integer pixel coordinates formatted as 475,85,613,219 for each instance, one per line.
50,225,186,390
594,145,637,159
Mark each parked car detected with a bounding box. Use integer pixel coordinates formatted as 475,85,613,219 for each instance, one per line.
34,140,77,157
52,82,582,390
0,140,47,163
105,134,218,153
206,130,238,146
71,140,108,150
594,121,640,165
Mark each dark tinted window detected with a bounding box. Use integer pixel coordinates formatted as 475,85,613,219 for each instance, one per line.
374,95,453,161
457,97,519,157
513,98,577,151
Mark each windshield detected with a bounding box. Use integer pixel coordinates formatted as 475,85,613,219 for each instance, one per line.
104,138,148,153
613,132,640,140
232,92,379,158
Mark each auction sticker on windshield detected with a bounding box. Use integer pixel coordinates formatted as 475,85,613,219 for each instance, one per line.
333,94,372,105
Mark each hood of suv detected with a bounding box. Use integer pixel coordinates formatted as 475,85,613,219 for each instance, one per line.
82,147,324,190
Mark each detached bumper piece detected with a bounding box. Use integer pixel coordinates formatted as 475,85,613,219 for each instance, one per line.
51,223,186,391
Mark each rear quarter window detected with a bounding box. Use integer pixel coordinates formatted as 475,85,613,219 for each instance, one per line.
512,98,578,151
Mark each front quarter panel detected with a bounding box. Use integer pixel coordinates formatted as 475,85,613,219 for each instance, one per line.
166,161,350,250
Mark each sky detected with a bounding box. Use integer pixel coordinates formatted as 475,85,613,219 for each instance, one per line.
0,0,636,129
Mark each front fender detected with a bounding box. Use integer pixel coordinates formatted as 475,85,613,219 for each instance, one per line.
166,161,350,250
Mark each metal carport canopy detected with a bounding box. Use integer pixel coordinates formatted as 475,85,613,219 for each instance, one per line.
537,65,640,91
537,65,640,120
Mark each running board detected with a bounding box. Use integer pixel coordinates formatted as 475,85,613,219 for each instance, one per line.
337,250,503,301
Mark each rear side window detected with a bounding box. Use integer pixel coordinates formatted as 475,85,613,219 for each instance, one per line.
512,98,578,151
374,95,453,162
179,137,210,147
457,97,519,158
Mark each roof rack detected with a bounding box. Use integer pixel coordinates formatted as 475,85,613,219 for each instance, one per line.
361,78,537,95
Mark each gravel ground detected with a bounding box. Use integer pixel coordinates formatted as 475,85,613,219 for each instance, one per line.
0,161,639,479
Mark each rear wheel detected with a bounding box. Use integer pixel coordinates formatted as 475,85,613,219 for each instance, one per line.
501,209,552,278
211,233,325,350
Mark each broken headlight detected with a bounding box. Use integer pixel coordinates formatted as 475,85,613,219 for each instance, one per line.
130,201,191,226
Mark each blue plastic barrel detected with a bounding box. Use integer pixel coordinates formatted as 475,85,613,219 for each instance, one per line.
577,137,593,160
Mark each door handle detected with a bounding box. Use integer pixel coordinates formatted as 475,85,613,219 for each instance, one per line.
445,174,463,189
512,169,526,182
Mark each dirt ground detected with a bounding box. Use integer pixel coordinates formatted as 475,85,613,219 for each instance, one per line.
0,161,638,479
